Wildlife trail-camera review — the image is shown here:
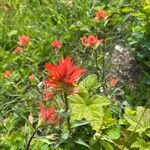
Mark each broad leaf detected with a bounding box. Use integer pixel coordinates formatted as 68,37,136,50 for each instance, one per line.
79,74,100,92
124,107,150,134
70,92,110,131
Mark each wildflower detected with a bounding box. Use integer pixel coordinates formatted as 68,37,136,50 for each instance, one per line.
15,46,22,53
3,70,12,78
44,91,53,101
29,74,34,81
95,9,107,20
51,40,62,50
45,56,86,91
39,105,61,125
80,35,103,47
109,78,117,87
18,34,30,46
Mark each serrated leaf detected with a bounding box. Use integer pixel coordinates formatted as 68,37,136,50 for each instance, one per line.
79,74,100,92
131,138,150,150
70,93,110,131
124,107,150,134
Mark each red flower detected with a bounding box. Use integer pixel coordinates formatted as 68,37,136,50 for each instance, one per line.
39,105,60,125
95,10,107,20
51,40,62,50
45,56,86,91
44,91,53,101
18,34,30,46
80,35,103,47
15,47,22,53
29,74,34,81
3,70,12,78
109,78,117,87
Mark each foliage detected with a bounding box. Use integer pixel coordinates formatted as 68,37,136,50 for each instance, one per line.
0,0,150,150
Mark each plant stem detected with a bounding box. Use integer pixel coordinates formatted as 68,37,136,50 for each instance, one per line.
64,92,71,133
94,48,99,81
102,46,105,93
26,127,38,150
0,119,8,132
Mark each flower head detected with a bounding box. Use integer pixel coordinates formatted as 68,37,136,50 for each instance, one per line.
80,35,103,47
29,74,34,81
109,78,117,87
3,70,12,78
39,105,61,125
95,9,107,20
45,56,86,92
44,91,53,101
51,40,62,50
18,34,30,46
15,47,23,53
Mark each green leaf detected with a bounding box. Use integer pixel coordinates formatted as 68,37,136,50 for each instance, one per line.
54,131,69,148
41,144,50,150
34,138,52,145
124,107,150,134
71,120,90,128
131,138,150,150
75,138,91,149
105,124,120,139
121,7,133,13
70,93,110,131
79,74,100,92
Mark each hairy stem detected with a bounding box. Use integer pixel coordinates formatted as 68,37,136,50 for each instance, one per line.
94,48,100,81
26,127,38,150
64,92,71,133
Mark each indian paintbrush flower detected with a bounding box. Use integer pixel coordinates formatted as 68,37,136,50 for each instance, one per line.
3,70,12,78
51,40,62,50
45,56,86,92
38,105,61,126
18,34,30,47
15,46,23,53
80,35,103,48
95,9,107,20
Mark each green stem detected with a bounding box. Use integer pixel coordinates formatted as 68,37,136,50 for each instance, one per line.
102,46,105,93
94,49,99,81
0,119,8,132
64,92,71,133
26,127,38,150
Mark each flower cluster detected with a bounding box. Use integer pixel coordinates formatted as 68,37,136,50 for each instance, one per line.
45,56,87,91
39,105,63,125
15,34,30,53
80,35,103,48
3,70,12,78
51,40,62,50
95,9,107,20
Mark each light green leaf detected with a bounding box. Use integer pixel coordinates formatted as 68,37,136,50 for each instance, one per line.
105,124,120,139
122,7,133,13
71,120,90,128
70,93,110,131
124,107,150,134
131,138,150,150
79,74,100,92
75,138,91,148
